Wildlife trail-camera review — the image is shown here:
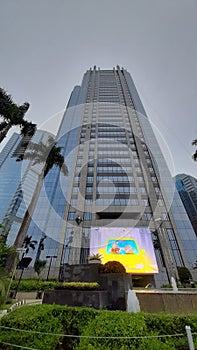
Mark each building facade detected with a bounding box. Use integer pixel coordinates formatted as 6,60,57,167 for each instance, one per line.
13,66,197,286
0,130,47,246
175,174,197,236
0,133,25,225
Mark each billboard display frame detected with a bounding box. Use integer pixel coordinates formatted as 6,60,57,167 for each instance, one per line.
90,227,158,274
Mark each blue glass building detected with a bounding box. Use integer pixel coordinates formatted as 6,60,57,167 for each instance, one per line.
175,174,197,237
12,66,197,286
0,133,23,224
0,130,47,246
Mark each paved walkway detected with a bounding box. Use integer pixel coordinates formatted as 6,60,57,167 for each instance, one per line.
0,299,42,319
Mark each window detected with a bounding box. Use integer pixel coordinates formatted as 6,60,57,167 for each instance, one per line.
84,212,92,221
86,186,93,193
158,199,164,206
143,213,152,220
70,199,77,206
142,199,149,206
67,212,75,221
161,212,169,221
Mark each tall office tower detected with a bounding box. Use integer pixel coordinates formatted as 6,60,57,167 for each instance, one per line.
0,133,23,223
0,130,46,245
175,174,197,236
15,66,197,286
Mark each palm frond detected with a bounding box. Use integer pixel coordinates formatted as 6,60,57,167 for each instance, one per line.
0,87,36,142
20,121,36,137
0,121,8,131
192,139,197,146
192,150,197,161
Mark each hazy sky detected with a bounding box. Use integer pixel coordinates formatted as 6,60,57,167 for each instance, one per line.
0,0,196,177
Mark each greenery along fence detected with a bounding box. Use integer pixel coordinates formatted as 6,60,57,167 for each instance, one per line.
0,304,197,349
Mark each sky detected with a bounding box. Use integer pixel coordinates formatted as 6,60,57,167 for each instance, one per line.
0,0,196,178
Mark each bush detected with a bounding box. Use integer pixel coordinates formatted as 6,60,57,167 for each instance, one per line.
99,261,126,273
0,305,98,350
1,305,197,349
10,279,100,292
0,304,63,349
55,282,100,290
10,279,59,291
76,311,175,350
177,266,192,284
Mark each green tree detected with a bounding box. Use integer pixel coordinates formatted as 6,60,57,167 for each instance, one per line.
192,138,197,161
0,235,17,306
21,135,68,176
22,235,37,255
14,135,68,267
34,259,47,278
0,88,36,143
177,266,192,284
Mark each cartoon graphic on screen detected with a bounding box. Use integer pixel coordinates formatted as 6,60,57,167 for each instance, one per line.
90,227,158,274
108,239,136,255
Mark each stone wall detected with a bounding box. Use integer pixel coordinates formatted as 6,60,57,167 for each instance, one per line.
136,291,197,313
43,290,108,309
43,270,132,310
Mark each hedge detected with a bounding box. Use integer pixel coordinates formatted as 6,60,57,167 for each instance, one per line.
10,279,99,292
0,305,98,350
0,305,197,349
10,279,58,291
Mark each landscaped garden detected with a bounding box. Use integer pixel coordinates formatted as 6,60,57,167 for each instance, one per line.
0,304,197,349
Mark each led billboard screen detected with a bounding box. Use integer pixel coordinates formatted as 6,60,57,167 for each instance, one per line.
90,227,158,274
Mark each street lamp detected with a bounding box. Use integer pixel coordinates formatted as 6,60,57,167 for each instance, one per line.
75,216,83,225
6,248,26,299
46,255,57,280
14,257,32,298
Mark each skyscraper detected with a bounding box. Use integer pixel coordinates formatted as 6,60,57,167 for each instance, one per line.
0,130,47,245
175,174,197,236
0,133,22,224
13,66,197,287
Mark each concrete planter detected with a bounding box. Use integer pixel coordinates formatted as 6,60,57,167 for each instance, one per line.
88,259,101,264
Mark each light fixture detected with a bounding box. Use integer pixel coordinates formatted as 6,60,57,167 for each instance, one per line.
76,216,83,225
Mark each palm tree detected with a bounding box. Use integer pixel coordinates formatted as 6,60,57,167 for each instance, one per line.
14,135,68,256
22,235,37,255
21,135,68,176
34,260,46,278
192,139,197,161
0,88,36,143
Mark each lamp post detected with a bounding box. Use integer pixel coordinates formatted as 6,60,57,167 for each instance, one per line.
6,248,26,299
75,216,83,225
46,255,57,280
13,255,32,298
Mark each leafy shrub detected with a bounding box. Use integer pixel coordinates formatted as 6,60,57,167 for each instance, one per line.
55,282,100,290
0,304,63,349
0,304,98,350
99,261,126,273
10,279,59,291
76,311,175,350
177,266,192,284
10,279,100,292
1,305,197,349
34,259,46,277
88,253,102,261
